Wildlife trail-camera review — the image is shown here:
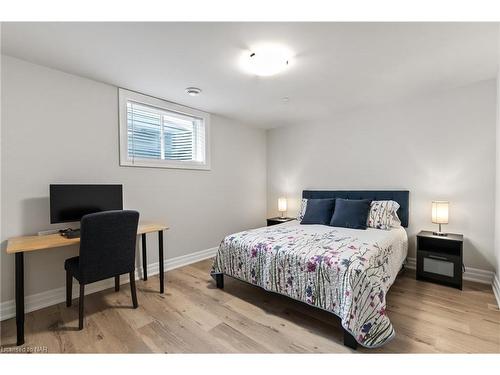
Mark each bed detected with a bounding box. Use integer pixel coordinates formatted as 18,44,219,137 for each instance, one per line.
211,190,409,349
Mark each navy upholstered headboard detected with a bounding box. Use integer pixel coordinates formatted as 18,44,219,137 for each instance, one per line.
302,190,410,228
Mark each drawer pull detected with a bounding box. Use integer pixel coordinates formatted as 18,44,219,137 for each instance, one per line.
427,255,449,261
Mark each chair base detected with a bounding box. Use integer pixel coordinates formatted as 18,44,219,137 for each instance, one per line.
66,270,73,307
66,271,139,331
78,284,85,330
130,271,138,308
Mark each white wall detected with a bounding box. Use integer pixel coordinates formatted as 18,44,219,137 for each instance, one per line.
0,56,267,303
267,79,497,271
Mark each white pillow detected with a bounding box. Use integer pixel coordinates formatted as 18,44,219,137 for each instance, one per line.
367,200,401,230
297,199,307,222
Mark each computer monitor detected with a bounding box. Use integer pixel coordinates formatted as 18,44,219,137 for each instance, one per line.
50,184,123,224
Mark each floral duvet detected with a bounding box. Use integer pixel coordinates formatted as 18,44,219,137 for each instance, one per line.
211,220,408,348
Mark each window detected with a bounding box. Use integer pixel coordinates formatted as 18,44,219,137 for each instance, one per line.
119,88,210,170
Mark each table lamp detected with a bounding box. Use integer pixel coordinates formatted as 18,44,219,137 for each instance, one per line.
432,201,449,236
278,197,287,218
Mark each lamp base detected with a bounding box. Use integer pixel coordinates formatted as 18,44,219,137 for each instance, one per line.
432,231,448,237
433,223,448,236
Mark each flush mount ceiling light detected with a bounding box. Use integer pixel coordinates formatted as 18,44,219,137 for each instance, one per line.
185,87,202,96
240,43,293,77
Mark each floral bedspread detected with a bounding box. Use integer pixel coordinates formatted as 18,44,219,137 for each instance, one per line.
211,222,407,348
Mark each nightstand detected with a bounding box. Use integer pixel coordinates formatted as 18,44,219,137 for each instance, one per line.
416,230,464,290
267,217,295,226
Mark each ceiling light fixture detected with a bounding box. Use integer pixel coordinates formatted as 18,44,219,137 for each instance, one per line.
185,87,202,96
241,43,293,77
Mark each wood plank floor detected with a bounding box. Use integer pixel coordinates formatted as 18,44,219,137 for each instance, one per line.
1,258,499,353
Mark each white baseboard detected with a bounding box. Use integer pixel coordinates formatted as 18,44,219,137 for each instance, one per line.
492,274,500,309
0,247,218,322
405,257,494,285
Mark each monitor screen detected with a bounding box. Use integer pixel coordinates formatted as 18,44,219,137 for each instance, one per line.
50,184,123,224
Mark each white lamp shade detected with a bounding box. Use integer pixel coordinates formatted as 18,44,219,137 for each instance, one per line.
431,201,449,224
278,197,287,212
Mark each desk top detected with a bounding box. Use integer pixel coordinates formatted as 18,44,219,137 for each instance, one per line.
6,222,169,254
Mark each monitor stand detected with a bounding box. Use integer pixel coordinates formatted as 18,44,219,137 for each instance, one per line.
59,228,81,239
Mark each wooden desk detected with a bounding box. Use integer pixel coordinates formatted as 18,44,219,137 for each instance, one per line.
6,222,169,346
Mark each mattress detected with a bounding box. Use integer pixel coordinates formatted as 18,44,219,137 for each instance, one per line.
211,220,408,348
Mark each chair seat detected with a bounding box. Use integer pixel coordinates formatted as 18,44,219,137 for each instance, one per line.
64,256,82,281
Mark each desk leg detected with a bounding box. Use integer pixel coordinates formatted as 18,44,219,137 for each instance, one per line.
158,230,164,294
141,233,147,281
15,252,25,346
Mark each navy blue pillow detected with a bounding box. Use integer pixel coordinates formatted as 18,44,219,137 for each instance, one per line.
301,199,335,225
329,198,372,229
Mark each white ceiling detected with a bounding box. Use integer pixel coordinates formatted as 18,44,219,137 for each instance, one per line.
2,22,498,128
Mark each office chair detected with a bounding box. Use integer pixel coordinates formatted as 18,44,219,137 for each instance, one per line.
64,210,140,330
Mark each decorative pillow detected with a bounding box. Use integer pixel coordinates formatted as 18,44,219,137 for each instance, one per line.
301,199,335,225
367,200,401,230
329,198,371,229
297,199,307,221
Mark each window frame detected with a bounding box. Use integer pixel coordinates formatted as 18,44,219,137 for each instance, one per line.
118,88,211,170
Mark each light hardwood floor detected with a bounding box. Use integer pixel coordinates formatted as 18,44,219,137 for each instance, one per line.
1,258,499,353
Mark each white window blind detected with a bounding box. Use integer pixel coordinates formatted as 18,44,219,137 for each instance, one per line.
119,89,210,170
